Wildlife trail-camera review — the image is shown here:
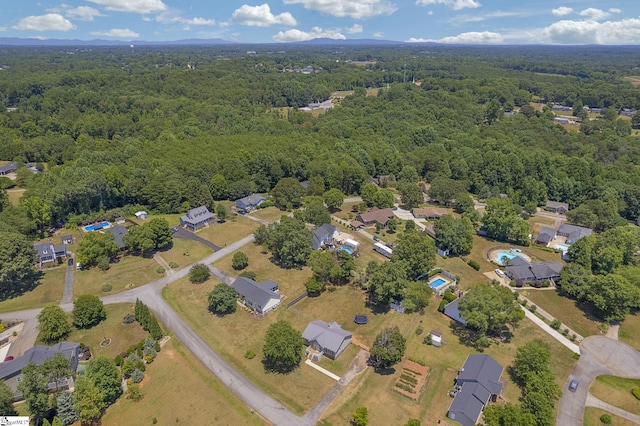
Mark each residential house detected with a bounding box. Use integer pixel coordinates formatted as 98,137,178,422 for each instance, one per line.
366,175,395,187
447,354,504,426
554,117,570,125
557,224,592,244
180,205,215,230
535,226,557,246
302,320,352,360
0,342,81,399
551,104,572,112
34,243,67,266
355,207,395,228
61,235,73,245
312,223,339,250
423,222,437,239
349,220,365,230
545,200,569,214
235,194,266,213
134,211,147,220
413,207,449,220
0,162,17,175
107,225,129,250
231,277,282,314
505,256,563,286
443,298,467,325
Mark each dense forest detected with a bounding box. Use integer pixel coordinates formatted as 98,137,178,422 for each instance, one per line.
1,44,640,234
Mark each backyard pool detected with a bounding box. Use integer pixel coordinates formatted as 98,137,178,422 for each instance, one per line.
495,251,524,265
429,277,448,288
555,244,570,252
338,245,353,255
84,221,110,232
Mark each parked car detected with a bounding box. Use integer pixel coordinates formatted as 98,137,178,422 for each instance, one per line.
373,236,381,242
4,356,14,362
494,269,505,277
171,227,179,233
68,258,74,266
569,379,579,392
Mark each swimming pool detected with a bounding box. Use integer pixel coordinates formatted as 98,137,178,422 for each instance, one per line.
338,246,353,255
429,277,448,288
495,251,523,265
555,244,570,252
84,221,110,232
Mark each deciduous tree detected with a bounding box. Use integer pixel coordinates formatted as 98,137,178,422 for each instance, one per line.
263,320,304,373
458,282,524,336
369,326,406,370
72,294,106,329
208,283,238,315
391,231,436,280
0,231,42,300
189,263,211,283
85,356,122,406
37,304,71,344
76,231,119,267
323,188,344,211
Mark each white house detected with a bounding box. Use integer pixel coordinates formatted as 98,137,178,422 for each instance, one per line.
231,277,282,314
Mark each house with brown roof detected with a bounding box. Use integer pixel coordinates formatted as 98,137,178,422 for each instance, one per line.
355,207,395,227
413,207,449,220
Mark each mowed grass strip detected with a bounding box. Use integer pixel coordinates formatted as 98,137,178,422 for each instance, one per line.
619,313,640,351
590,375,640,414
163,276,336,414
73,254,160,296
0,268,64,313
584,407,638,426
102,338,265,426
521,289,602,337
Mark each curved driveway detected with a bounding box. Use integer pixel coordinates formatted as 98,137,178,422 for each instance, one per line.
556,336,640,426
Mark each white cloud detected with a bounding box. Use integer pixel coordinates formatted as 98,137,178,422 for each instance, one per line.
282,0,397,19
86,0,166,14
416,0,480,11
182,17,215,26
427,10,434,15
579,8,610,21
457,10,533,24
231,4,296,27
346,24,363,34
609,8,621,14
542,18,640,44
407,31,503,44
552,7,573,17
153,12,215,26
373,31,384,38
90,28,140,38
13,14,76,31
273,26,346,42
47,5,105,21
0,27,6,32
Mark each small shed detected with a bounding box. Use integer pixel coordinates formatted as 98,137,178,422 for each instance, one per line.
135,211,148,220
61,235,73,245
430,331,442,347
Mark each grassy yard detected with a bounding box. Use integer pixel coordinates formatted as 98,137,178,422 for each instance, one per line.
435,256,489,291
74,254,160,296
6,189,25,206
584,407,637,426
0,268,65,313
163,276,337,414
102,337,265,426
248,206,288,223
590,375,640,414
158,237,214,267
520,289,602,337
619,313,640,351
191,214,260,247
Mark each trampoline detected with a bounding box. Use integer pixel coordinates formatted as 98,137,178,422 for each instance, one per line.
354,314,369,325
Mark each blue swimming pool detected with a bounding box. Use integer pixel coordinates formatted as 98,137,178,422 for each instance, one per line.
430,277,447,288
339,246,353,255
555,244,570,252
84,221,110,232
496,251,523,265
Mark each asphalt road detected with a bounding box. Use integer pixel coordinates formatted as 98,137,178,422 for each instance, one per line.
556,336,640,426
173,227,221,252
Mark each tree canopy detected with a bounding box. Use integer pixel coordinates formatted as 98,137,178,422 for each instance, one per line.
37,304,71,344
263,320,304,373
0,231,42,300
458,282,524,336
369,326,406,370
72,294,106,329
208,283,239,315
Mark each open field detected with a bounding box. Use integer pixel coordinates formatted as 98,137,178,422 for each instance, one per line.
520,289,602,337
73,254,160,296
0,268,64,313
248,206,288,223
584,407,638,426
619,313,640,351
163,276,337,414
435,256,488,291
6,189,25,206
624,76,640,87
590,375,640,414
192,214,260,247
102,337,265,426
158,236,214,267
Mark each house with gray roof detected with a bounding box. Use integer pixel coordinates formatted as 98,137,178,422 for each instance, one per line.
231,277,281,314
180,205,214,230
545,200,569,214
443,298,467,325
61,235,73,245
312,223,338,250
557,224,592,244
535,226,557,246
302,320,352,360
235,194,266,212
0,161,17,175
107,225,129,250
34,242,67,266
506,256,563,286
447,354,504,426
355,207,395,227
0,342,80,399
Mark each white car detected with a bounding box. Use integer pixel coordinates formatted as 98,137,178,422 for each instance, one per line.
494,269,505,277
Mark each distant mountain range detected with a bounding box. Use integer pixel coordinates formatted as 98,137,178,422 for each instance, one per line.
0,37,405,47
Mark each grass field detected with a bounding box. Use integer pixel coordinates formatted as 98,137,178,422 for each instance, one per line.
73,254,160,296
589,375,640,414
158,236,214,267
248,206,288,223
619,313,640,351
6,189,25,206
191,214,260,247
0,268,65,313
584,407,637,426
520,289,602,337
102,337,265,426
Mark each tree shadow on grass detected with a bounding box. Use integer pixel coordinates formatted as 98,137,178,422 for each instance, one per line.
262,357,300,375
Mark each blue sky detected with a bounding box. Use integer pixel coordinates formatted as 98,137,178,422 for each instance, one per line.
2,0,640,44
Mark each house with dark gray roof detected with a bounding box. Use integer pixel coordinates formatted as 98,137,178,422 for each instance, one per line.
235,194,266,212
34,242,67,266
505,256,563,286
545,200,569,214
312,224,338,250
0,161,17,175
447,354,504,426
443,298,467,325
535,226,557,246
302,320,352,360
231,277,281,314
107,225,129,250
557,224,592,244
0,342,80,399
180,205,215,230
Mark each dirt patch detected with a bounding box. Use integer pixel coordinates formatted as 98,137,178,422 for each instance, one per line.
137,374,152,389
163,349,176,360
393,360,430,401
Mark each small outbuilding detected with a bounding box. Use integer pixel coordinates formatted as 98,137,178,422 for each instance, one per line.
61,235,73,245
134,211,148,220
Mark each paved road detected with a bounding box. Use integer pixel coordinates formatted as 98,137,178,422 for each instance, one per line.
556,336,640,426
61,260,74,305
173,227,221,252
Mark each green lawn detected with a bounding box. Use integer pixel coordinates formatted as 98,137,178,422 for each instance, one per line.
584,407,637,426
6,189,25,206
590,375,640,414
520,289,602,337
249,206,288,223
73,254,160,296
0,268,64,313
619,313,640,351
158,237,214,268
102,337,265,426
191,214,260,247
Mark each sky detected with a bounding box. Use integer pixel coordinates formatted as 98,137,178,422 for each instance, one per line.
2,0,640,44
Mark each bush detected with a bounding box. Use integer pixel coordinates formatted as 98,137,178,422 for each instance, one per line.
232,251,249,270
599,414,612,425
438,300,446,313
131,369,144,384
415,327,423,336
156,266,165,274
467,260,480,270
189,263,210,284
632,387,640,400
244,349,256,359
529,305,537,312
168,262,179,269
101,283,113,292
442,291,457,303
550,319,561,330
123,313,135,324
98,256,110,271
239,270,257,280
127,384,143,402
114,354,123,367
563,328,569,336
